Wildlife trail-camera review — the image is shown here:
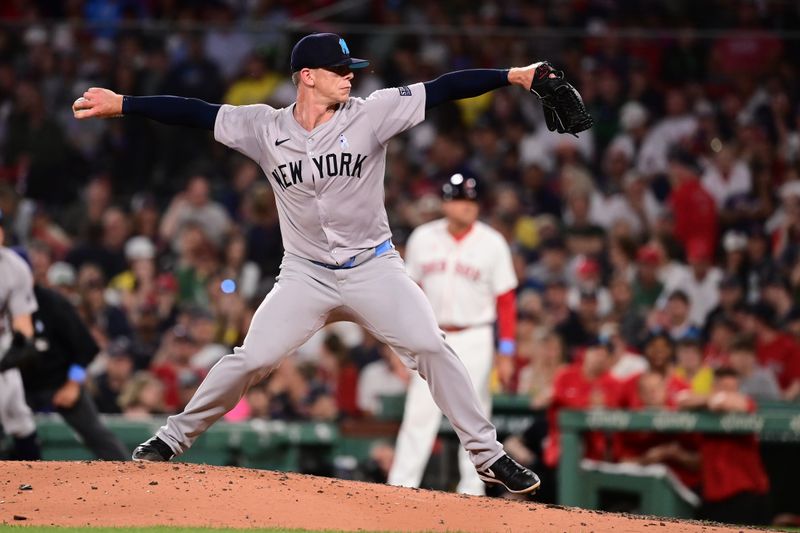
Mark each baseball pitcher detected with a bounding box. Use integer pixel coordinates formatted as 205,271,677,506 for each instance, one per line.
73,32,590,493
388,173,518,495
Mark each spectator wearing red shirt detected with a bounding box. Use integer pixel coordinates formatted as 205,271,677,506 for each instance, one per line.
619,332,689,409
667,147,717,257
698,368,770,525
544,340,621,469
741,302,800,400
704,317,736,369
616,333,706,486
709,2,782,78
150,325,207,412
614,371,700,490
317,332,360,418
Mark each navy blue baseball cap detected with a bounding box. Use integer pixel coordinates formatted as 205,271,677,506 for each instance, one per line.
290,33,369,73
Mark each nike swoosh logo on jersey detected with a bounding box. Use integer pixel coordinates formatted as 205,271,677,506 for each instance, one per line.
275,138,290,146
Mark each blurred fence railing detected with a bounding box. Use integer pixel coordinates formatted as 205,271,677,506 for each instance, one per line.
558,406,800,513
4,19,800,40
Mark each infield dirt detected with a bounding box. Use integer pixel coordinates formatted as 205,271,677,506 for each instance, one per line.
0,461,766,532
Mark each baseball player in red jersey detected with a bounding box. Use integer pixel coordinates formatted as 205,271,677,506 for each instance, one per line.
389,174,518,495
71,32,589,493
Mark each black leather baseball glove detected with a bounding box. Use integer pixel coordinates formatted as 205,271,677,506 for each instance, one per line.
530,62,593,136
0,331,42,373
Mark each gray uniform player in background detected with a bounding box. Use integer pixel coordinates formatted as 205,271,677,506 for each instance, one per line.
0,210,42,460
73,33,542,493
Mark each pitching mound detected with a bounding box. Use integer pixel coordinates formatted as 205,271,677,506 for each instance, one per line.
0,461,762,532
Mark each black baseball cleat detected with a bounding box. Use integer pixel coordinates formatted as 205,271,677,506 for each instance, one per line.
478,454,541,494
132,436,175,462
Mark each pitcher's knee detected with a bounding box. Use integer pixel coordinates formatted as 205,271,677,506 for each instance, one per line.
405,332,448,359
229,345,282,376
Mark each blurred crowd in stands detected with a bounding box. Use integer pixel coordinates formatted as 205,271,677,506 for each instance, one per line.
1,0,800,524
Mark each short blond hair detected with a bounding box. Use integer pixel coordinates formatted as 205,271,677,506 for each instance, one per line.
291,71,301,87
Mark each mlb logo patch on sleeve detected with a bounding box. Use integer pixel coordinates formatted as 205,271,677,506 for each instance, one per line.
398,86,412,97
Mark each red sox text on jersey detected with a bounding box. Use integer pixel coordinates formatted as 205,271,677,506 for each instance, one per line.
421,260,481,281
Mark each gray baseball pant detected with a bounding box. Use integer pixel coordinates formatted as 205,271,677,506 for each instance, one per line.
157,250,504,470
0,368,37,437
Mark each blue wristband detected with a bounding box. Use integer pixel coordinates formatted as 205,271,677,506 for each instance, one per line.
68,364,87,384
498,339,516,356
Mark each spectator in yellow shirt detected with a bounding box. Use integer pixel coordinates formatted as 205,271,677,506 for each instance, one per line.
675,337,714,395
223,53,286,106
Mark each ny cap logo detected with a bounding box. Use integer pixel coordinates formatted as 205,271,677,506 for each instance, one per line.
339,38,350,55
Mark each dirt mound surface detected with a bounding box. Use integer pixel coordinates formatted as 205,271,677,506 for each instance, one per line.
0,461,761,532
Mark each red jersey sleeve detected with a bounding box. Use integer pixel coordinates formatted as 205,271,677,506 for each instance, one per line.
495,289,517,350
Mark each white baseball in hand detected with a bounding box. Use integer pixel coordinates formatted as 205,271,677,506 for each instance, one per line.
72,96,90,114
72,94,99,119
73,88,123,119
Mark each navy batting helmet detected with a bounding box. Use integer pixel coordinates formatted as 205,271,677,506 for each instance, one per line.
442,173,479,202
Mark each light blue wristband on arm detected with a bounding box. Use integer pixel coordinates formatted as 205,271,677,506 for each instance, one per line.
498,339,516,357
68,364,87,384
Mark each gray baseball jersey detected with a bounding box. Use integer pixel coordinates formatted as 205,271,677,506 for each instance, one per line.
0,247,38,353
155,83,506,473
214,83,425,265
0,246,38,438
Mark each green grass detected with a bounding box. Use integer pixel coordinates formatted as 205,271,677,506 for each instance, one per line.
0,528,410,533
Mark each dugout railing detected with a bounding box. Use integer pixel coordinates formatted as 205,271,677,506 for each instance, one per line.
558,404,800,516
